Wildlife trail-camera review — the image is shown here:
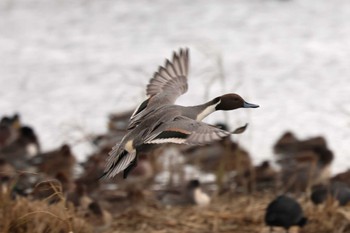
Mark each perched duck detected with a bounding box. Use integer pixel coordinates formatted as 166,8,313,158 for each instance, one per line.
84,201,112,233
254,161,278,183
78,146,122,193
188,179,211,206
55,172,75,193
103,48,259,178
311,182,350,206
265,195,307,233
0,114,21,148
273,131,299,156
274,132,333,193
158,179,210,206
332,169,350,187
66,181,92,208
183,135,251,174
274,131,327,159
0,125,40,169
280,146,334,193
32,144,76,178
247,160,278,191
108,110,133,132
0,158,16,193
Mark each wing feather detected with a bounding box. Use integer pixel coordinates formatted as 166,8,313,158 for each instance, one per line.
144,116,233,146
146,48,189,101
128,49,189,130
103,150,136,179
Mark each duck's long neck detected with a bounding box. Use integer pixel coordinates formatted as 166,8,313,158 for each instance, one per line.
191,98,221,121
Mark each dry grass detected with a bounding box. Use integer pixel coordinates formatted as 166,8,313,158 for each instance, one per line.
103,192,350,233
2,189,350,233
104,193,269,233
0,191,92,233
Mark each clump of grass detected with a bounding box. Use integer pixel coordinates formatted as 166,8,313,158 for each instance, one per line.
0,190,93,233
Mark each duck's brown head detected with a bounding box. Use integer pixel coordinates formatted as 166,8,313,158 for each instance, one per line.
215,94,259,111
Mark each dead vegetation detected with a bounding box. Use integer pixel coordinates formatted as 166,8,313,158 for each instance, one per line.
0,191,92,233
1,112,350,233
4,188,350,233
3,180,350,233
103,193,350,233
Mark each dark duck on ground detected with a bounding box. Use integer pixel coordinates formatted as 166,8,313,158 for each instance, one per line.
265,195,307,233
311,181,350,206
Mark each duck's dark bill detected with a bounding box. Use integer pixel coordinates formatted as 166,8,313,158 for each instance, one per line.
243,101,259,108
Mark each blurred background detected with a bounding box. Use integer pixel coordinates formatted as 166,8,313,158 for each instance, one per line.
0,0,349,172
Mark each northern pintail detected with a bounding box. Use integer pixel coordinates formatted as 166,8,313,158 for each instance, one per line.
311,182,350,206
274,131,327,158
274,132,333,192
0,125,40,170
84,201,112,233
251,160,278,191
0,158,16,193
103,48,259,179
32,144,76,178
183,132,251,174
158,179,210,207
332,169,350,187
279,148,334,193
0,113,20,148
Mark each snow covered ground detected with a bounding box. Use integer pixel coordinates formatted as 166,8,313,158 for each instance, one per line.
0,0,349,173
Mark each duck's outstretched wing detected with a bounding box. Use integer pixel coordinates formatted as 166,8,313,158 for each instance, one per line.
128,49,189,129
144,116,247,146
146,48,189,101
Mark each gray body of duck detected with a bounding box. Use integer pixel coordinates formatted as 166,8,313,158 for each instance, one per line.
103,48,259,179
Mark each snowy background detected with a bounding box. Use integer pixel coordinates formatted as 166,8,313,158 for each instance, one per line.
0,0,349,173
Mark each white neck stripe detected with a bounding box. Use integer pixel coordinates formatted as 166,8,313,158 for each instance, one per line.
196,100,221,121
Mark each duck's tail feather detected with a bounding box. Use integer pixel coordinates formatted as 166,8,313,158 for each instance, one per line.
231,123,248,134
101,148,137,179
123,154,138,179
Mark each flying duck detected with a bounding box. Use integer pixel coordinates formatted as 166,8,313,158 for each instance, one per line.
103,48,259,179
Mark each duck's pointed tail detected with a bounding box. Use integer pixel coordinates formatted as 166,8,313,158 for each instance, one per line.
100,146,137,179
